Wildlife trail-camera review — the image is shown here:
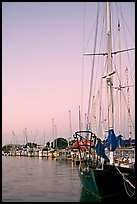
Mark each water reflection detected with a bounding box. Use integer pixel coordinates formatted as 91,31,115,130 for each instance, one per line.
79,186,135,202
79,187,100,202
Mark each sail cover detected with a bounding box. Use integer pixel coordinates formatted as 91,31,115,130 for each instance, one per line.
107,129,120,151
95,139,110,162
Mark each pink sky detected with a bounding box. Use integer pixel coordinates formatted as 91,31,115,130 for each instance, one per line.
2,2,135,145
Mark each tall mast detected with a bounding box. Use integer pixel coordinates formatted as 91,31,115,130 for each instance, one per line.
24,128,28,144
117,21,122,134
106,2,114,130
125,67,132,140
106,2,115,164
54,124,57,148
79,105,81,131
44,130,45,145
84,113,87,130
92,96,97,135
52,118,55,148
69,110,72,140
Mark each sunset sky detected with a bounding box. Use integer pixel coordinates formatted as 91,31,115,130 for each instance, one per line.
2,2,135,145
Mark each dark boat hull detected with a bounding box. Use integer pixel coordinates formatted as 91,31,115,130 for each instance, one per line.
78,164,135,201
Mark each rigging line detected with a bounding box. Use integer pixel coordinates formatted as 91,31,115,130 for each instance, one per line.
119,84,135,133
116,2,135,42
83,15,96,53
83,2,103,53
113,88,120,132
96,58,108,137
112,62,134,90
98,90,104,139
115,166,135,189
111,58,135,127
125,67,132,139
87,3,100,128
129,61,135,94
92,13,106,99
94,91,102,137
91,96,97,135
81,2,86,129
117,3,135,85
110,2,117,53
112,62,134,134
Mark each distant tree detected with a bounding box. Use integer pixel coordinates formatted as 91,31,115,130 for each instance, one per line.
54,137,68,149
2,144,11,152
46,141,50,147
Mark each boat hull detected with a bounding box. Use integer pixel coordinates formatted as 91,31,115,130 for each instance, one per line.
78,163,135,201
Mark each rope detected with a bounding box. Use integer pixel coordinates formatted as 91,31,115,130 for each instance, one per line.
115,165,135,197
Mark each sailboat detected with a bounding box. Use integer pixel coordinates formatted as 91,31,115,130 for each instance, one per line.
73,2,135,201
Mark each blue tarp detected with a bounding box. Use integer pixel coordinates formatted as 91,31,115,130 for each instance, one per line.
107,129,121,151
95,139,110,162
121,138,135,147
106,129,135,151
94,129,135,162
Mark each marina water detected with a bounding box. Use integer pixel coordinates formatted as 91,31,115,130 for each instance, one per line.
2,156,99,202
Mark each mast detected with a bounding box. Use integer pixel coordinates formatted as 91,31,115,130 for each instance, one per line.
12,130,16,148
24,128,28,145
106,2,114,164
54,124,57,148
106,2,114,131
52,118,55,148
69,110,72,140
84,113,87,131
117,21,122,134
125,67,132,140
92,96,97,136
79,105,81,131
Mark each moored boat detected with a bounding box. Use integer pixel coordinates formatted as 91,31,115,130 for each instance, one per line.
73,2,135,201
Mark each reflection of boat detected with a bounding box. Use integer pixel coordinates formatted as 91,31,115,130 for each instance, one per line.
73,2,135,201
79,187,99,202
79,184,135,202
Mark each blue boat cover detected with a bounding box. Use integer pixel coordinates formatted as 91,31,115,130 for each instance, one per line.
107,129,135,151
95,139,110,162
95,129,135,162
107,129,121,151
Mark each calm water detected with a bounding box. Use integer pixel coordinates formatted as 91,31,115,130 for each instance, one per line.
2,156,99,202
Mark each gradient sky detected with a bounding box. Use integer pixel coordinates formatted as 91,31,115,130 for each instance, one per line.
2,2,135,145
